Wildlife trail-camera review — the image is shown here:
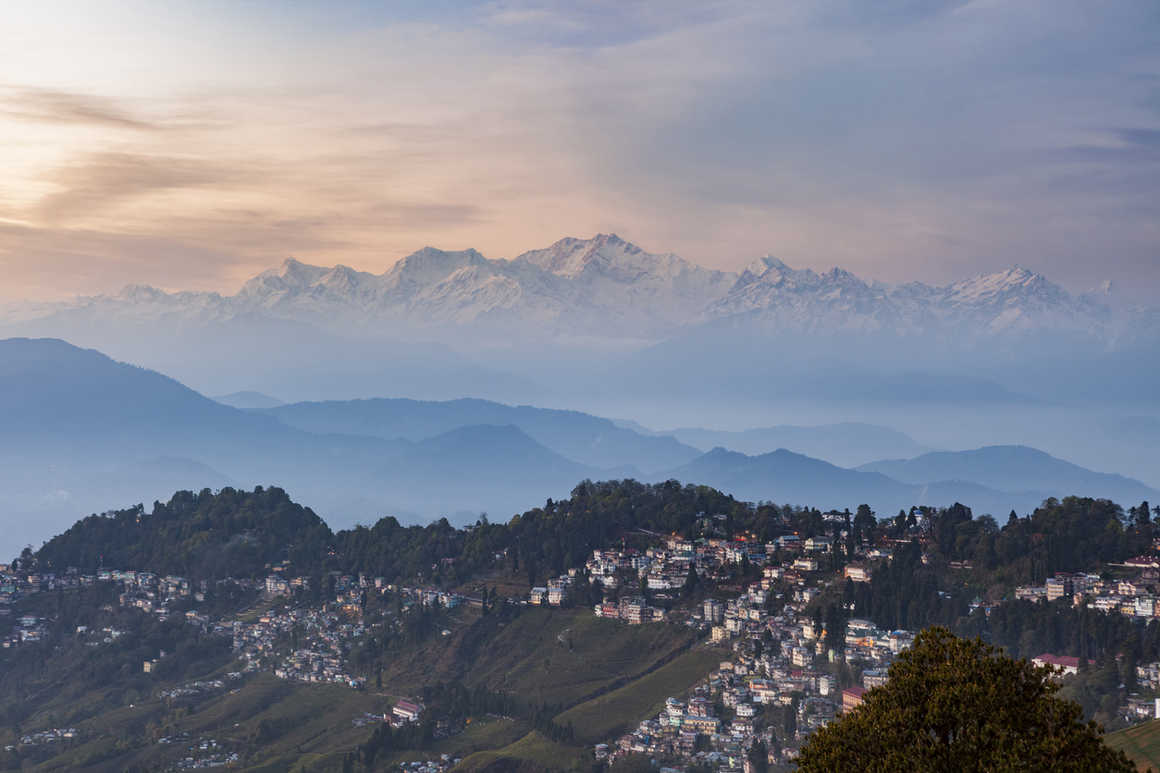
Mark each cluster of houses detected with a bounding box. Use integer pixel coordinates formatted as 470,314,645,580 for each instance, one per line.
586,534,809,598
268,570,480,613
393,755,461,773
169,737,239,770
1,557,483,703
600,532,916,769
594,596,665,624
1015,565,1160,618
0,564,82,647
5,727,78,751
224,572,479,691
233,604,367,690
0,565,218,648
1012,565,1160,721
0,565,97,598
1,615,46,648
112,570,200,617
235,575,482,690
842,619,915,663
159,674,242,701
529,572,577,607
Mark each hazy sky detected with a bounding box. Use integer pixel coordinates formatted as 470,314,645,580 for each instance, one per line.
0,0,1157,300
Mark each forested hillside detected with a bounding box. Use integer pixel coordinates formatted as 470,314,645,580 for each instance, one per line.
35,487,333,578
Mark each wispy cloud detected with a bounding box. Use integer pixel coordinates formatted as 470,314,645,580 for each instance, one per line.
0,87,160,130
36,152,254,224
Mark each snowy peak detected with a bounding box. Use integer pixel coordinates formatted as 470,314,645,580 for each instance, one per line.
515,233,665,279
943,266,1059,307
731,256,821,291
239,258,331,298
235,258,388,314
712,256,885,326
386,246,489,284
738,256,791,283
317,264,360,291
115,284,171,303
740,256,787,277
274,257,331,287
511,233,732,292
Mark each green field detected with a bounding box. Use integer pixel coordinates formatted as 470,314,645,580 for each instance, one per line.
454,731,591,772
386,716,530,768
557,644,728,743
1107,720,1160,772
18,673,388,772
461,608,700,706
374,606,699,708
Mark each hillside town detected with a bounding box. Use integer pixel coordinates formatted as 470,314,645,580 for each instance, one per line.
7,509,1160,770
579,529,916,768
582,525,1160,769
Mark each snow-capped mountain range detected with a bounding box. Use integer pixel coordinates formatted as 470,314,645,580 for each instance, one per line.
1,234,1145,345
707,256,1124,340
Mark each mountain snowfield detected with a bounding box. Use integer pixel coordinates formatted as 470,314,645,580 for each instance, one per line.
2,234,1145,345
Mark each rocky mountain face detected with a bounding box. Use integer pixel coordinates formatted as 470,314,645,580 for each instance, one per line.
2,234,1147,346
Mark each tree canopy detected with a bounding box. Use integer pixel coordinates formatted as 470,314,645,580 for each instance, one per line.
797,627,1134,772
35,486,332,578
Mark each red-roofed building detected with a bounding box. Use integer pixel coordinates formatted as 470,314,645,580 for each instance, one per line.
1032,653,1086,676
392,700,424,723
842,686,867,711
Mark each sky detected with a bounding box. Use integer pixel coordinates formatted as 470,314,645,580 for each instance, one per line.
0,0,1157,301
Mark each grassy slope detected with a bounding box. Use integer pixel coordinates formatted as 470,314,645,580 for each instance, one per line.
463,608,698,706
1107,720,1160,772
23,674,386,773
12,607,718,772
454,731,590,772
556,644,728,743
453,636,729,771
376,607,698,707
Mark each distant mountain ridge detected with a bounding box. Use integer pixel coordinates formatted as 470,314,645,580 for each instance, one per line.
666,422,929,468
858,446,1159,506
2,337,1158,558
214,391,285,410
4,234,1147,345
659,447,915,511
263,397,700,472
0,339,611,555
664,444,1160,517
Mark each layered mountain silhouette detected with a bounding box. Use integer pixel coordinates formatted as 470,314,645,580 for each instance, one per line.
659,448,915,511
661,446,1160,517
263,397,700,471
3,336,1156,559
665,422,928,468
0,339,601,554
214,391,285,410
858,446,1159,506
